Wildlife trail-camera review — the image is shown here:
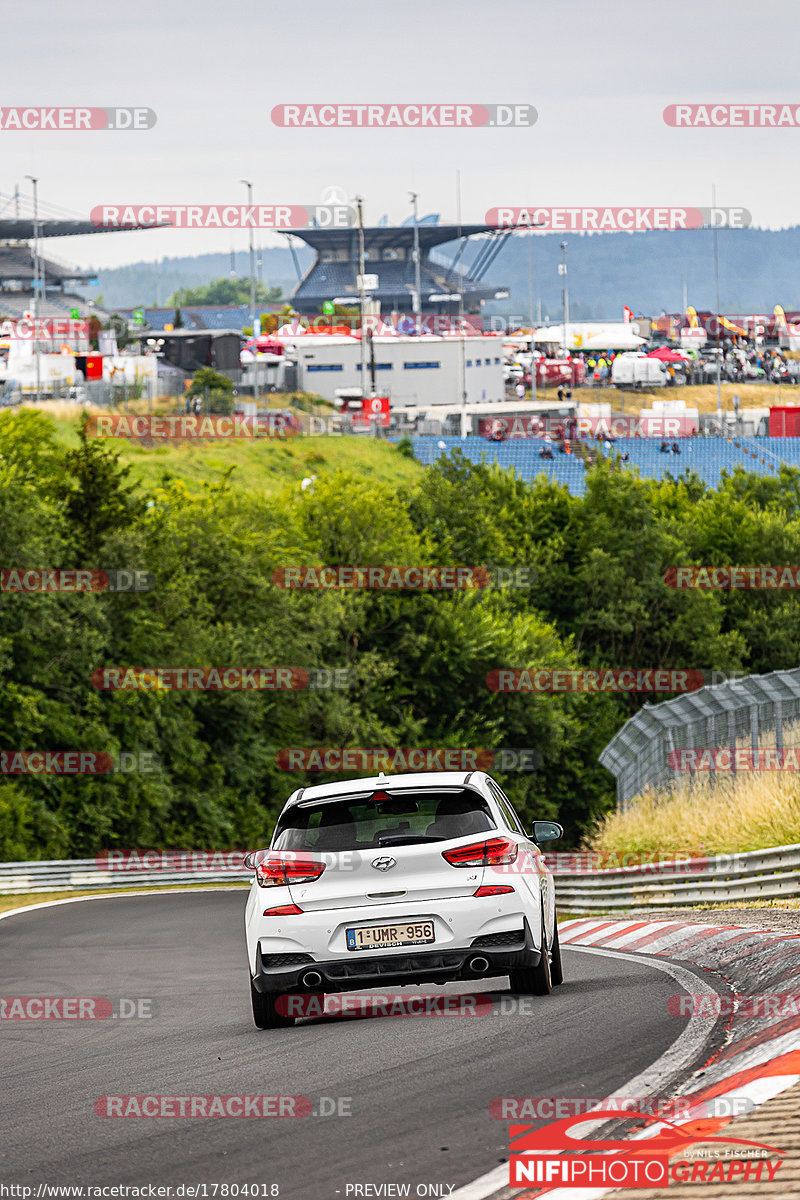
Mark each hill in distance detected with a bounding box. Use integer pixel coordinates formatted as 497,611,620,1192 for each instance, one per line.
78,228,800,319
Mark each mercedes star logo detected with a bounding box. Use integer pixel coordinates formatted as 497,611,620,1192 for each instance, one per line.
320,184,348,207
371,857,397,872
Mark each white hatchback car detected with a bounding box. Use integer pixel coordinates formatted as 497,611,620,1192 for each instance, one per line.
243,771,564,1028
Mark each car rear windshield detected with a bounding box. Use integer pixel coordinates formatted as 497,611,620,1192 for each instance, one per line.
273,787,496,852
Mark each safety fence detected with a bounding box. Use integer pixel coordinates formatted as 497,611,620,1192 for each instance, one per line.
2,843,799,910
599,667,800,810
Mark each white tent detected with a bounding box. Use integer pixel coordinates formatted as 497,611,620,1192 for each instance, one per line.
534,323,646,352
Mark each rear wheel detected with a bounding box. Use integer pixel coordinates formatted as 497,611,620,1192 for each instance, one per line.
509,904,553,996
250,978,295,1029
550,919,564,987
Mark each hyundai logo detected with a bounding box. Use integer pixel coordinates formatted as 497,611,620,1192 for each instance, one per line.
371,857,397,872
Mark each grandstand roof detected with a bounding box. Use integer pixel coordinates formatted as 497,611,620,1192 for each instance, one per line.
290,223,507,313
291,223,494,253
0,218,157,239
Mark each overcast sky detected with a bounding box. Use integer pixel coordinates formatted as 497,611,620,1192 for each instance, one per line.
5,0,800,269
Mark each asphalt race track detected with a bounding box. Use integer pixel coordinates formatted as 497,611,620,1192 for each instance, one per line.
1,893,714,1198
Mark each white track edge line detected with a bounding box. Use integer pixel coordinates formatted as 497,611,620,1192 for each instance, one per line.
0,886,247,924
450,943,726,1200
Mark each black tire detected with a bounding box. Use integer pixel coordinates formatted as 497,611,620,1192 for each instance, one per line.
550,918,564,987
250,978,295,1029
509,904,553,996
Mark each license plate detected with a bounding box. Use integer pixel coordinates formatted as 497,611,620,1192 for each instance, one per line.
346,921,435,951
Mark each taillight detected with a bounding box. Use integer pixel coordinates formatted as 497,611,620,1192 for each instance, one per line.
442,837,519,868
473,884,515,897
256,853,326,888
263,903,304,916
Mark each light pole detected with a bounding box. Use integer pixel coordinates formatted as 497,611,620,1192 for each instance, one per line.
240,179,257,400
559,241,569,357
355,195,368,399
409,191,422,334
25,175,40,403
712,184,723,425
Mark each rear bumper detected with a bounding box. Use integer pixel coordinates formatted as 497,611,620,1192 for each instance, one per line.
252,922,539,994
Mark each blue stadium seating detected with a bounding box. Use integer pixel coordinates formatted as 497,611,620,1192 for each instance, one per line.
403,436,796,496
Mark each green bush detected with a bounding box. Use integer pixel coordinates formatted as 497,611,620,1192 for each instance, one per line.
188,368,233,397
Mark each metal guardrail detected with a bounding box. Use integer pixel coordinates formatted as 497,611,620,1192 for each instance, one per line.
1,845,799,909
552,842,800,911
0,857,250,895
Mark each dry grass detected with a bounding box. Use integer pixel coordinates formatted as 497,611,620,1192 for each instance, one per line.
588,772,800,857
593,383,798,414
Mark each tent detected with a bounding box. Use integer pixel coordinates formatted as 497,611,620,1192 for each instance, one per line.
647,347,690,363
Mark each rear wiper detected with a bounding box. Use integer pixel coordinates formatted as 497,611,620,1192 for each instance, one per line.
377,834,445,846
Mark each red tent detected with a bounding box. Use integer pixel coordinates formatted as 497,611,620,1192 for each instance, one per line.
646,347,690,363
246,335,284,355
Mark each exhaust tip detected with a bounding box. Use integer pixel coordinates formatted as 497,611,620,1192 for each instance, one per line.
301,970,323,989
469,955,490,974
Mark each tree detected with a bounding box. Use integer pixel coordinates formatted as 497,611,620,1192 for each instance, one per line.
165,278,282,307
173,306,184,329
54,416,145,560
187,367,233,397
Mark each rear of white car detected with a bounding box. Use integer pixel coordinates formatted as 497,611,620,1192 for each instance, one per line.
244,771,563,1027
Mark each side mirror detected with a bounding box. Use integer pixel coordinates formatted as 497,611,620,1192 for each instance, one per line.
532,820,563,844
243,849,269,870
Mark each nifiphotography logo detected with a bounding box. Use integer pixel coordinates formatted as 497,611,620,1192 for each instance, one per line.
508,1109,783,1191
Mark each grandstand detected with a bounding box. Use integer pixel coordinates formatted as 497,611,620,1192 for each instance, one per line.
406,436,796,496
0,241,105,321
288,223,509,315
0,200,158,326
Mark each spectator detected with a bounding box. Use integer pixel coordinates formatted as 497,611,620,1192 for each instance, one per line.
540,444,554,460
672,440,681,454
660,440,670,453
193,394,202,415
515,380,526,400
